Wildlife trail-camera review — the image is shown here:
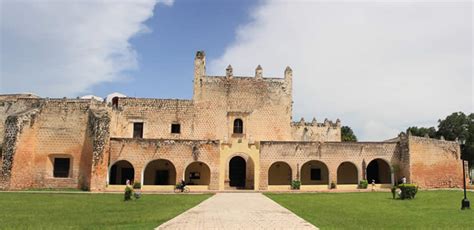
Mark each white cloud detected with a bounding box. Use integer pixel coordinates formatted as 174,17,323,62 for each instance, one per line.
209,0,472,140
1,0,173,97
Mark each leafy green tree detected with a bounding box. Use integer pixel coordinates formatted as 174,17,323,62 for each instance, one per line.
436,112,473,161
407,112,473,162
341,126,357,142
406,126,437,138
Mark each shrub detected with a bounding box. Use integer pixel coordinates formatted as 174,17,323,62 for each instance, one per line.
133,182,141,189
391,186,397,199
358,180,368,189
330,181,337,189
133,190,141,200
398,184,418,200
175,183,182,190
291,180,301,190
124,186,133,201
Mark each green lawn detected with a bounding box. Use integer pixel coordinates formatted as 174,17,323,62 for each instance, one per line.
0,192,212,229
266,191,474,229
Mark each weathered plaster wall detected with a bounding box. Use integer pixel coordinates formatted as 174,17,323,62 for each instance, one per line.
1,98,108,190
110,98,195,139
0,108,39,189
408,135,463,188
87,109,111,191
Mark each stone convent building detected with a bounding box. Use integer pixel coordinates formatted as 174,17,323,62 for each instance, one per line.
0,51,464,191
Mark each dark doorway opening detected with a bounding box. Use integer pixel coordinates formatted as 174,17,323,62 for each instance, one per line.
155,170,170,185
229,156,246,188
366,159,391,184
121,168,134,184
109,160,135,185
367,160,379,183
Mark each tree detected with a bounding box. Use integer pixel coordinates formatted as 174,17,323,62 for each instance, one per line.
407,112,474,162
406,126,437,138
436,112,473,161
341,126,357,142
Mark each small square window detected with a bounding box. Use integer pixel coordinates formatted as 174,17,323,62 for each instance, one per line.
310,168,321,181
171,123,181,134
54,158,70,178
133,122,143,138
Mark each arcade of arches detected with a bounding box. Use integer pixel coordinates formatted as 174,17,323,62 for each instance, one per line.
108,158,393,189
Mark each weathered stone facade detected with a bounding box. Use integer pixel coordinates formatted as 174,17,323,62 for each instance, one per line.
0,51,464,191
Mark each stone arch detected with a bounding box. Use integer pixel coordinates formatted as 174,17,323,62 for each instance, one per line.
142,159,177,185
300,160,329,185
226,153,255,189
184,161,211,185
108,160,134,185
337,161,358,184
366,158,391,184
268,161,292,185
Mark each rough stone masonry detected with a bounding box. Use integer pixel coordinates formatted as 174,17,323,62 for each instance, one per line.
0,51,464,191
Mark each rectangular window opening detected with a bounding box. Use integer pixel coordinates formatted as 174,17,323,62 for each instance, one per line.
171,123,181,134
53,158,70,178
310,168,321,181
133,122,143,138
189,172,200,179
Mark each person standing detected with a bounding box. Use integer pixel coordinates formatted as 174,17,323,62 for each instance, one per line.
401,176,407,184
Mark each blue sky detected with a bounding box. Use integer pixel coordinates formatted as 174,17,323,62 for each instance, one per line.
1,0,471,140
92,0,258,99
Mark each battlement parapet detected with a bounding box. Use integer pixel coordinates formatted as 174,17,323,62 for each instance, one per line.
291,117,341,128
117,98,193,109
0,94,40,100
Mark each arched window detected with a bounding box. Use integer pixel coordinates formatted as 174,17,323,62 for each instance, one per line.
233,119,243,134
112,96,119,108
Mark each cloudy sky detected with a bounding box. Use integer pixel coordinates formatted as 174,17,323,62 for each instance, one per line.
1,0,472,140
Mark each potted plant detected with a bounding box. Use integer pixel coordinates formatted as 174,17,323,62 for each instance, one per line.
291,180,301,190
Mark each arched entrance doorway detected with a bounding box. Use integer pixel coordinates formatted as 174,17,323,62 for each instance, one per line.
268,162,292,185
337,162,358,184
301,160,329,185
184,161,211,185
229,156,246,188
366,159,391,184
143,159,176,185
109,160,134,185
